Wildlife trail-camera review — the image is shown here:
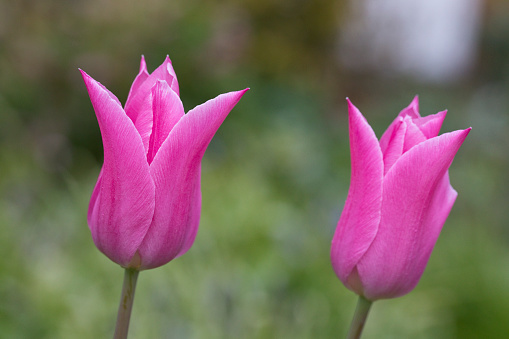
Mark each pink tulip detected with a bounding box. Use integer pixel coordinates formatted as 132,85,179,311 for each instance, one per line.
81,56,248,270
331,97,470,300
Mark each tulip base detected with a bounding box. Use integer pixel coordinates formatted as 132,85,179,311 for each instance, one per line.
114,268,140,339
346,296,373,339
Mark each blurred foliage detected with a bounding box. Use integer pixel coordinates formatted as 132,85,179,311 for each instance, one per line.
1,0,509,338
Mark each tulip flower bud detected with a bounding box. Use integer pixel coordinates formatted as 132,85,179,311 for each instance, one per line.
81,56,248,270
331,97,470,300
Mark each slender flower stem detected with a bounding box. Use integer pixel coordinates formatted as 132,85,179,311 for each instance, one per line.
346,296,373,339
114,268,140,339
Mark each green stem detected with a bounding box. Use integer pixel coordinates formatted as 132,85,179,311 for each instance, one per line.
114,268,140,339
346,296,373,339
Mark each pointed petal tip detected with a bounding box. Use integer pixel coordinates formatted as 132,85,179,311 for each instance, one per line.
79,69,94,89
230,88,250,101
458,127,472,136
79,68,89,78
231,88,250,102
78,68,88,79
452,127,472,148
398,95,420,119
447,127,471,146
346,99,374,135
410,96,420,114
79,69,96,86
346,98,360,113
139,55,147,73
410,95,419,107
346,97,353,106
434,109,448,121
79,70,104,91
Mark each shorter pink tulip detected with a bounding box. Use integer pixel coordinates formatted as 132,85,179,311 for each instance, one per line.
331,97,470,300
81,56,248,270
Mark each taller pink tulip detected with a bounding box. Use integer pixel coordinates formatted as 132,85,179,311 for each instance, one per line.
81,56,248,271
331,97,470,302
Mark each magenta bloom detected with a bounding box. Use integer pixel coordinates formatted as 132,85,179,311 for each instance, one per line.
331,97,470,300
81,56,247,270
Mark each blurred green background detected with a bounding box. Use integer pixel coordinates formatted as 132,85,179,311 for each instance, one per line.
1,0,509,338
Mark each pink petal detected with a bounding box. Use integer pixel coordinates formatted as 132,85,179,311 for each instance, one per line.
379,96,420,153
124,56,177,145
81,70,156,267
331,99,384,289
125,56,150,113
147,80,185,164
87,167,103,225
132,93,154,153
414,110,447,139
382,118,406,175
137,89,249,269
84,73,123,108
139,55,148,73
402,117,427,152
398,95,420,119
357,128,471,300
176,165,202,258
409,171,457,285
165,55,180,95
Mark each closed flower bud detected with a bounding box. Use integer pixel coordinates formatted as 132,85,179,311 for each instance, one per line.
331,97,470,300
81,56,248,270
